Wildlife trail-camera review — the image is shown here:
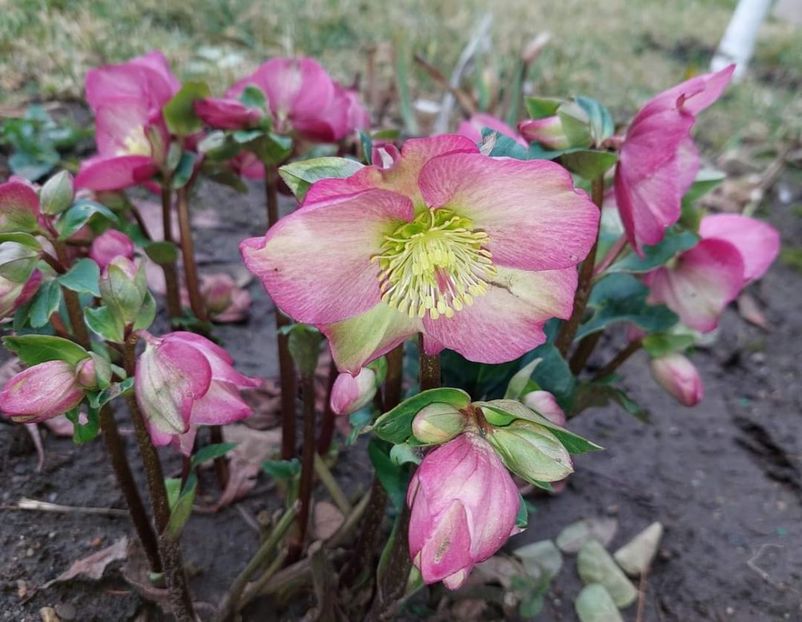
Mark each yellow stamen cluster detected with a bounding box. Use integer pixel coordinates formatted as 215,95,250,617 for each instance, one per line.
373,209,496,320
119,127,152,157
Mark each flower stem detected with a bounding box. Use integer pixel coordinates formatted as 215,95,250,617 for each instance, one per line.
569,331,603,374
593,339,643,381
287,371,317,563
62,287,91,349
316,360,338,454
99,405,163,573
264,163,298,460
123,334,195,621
313,453,352,516
555,175,605,357
175,186,208,323
418,335,440,391
594,233,627,276
159,181,183,320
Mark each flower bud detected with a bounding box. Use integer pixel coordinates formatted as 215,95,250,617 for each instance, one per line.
0,270,41,320
40,171,74,215
0,240,39,283
90,229,135,269
330,367,377,416
521,390,566,426
518,116,571,150
0,178,41,233
100,256,148,324
488,420,573,485
197,273,251,323
650,353,703,406
408,433,520,589
75,354,111,391
0,360,85,423
411,403,466,444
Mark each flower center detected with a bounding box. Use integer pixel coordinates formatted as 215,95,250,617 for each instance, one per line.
373,209,496,320
119,127,152,157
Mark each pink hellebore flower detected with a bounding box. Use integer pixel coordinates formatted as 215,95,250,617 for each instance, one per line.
196,57,368,145
180,273,252,323
0,359,96,423
76,51,180,191
407,432,520,589
650,352,704,406
242,135,598,373
457,113,526,147
89,229,135,269
521,390,566,426
330,367,377,416
645,214,779,332
614,65,735,255
0,270,41,319
135,331,260,454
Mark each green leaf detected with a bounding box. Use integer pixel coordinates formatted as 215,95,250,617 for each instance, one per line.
29,280,62,328
133,292,157,331
575,96,615,145
641,333,695,358
257,133,293,165
504,359,542,400
373,387,471,444
528,343,576,409
557,101,593,148
515,495,529,529
359,131,373,164
171,151,197,189
144,241,179,266
166,472,197,538
239,85,268,111
389,443,420,466
58,258,100,297
3,334,89,366
66,408,99,444
576,273,678,340
279,157,363,201
560,150,617,180
607,229,698,274
232,129,263,144
571,381,649,422
164,81,211,136
84,305,125,343
191,442,237,468
89,377,135,410
525,96,562,119
682,168,726,207
55,200,117,240
368,439,409,511
262,458,300,481
286,324,322,376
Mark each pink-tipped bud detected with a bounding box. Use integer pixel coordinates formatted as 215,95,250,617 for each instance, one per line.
518,116,571,150
488,420,573,485
195,97,265,130
371,143,401,170
40,171,74,216
408,433,520,590
521,390,566,426
100,256,147,324
200,273,251,323
75,357,98,389
650,353,703,406
0,360,85,423
411,403,466,444
0,178,41,233
330,368,377,416
90,229,135,269
0,270,41,320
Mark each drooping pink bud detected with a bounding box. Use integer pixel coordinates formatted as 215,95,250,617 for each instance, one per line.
199,273,252,323
194,97,264,130
521,390,566,426
90,229,135,269
518,116,570,150
650,353,703,406
0,360,86,423
330,367,377,416
407,432,520,589
0,178,41,233
135,331,260,453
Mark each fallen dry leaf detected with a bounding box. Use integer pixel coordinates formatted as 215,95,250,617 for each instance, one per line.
42,416,75,438
312,501,344,540
41,537,128,589
738,292,770,329
24,423,45,472
121,538,170,608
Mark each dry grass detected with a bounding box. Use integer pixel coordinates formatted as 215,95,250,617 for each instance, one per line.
1,0,801,149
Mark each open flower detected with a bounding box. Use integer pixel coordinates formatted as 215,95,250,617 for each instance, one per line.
457,113,526,147
645,214,779,332
196,57,368,146
242,135,598,372
135,331,259,454
650,352,703,406
614,65,734,254
0,359,96,423
408,432,520,589
76,51,179,191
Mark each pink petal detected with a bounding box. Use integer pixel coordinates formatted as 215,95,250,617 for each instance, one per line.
423,266,576,363
90,230,135,269
86,50,179,111
641,65,735,118
241,188,413,325
191,381,253,425
195,97,263,130
645,238,745,332
93,97,151,155
457,113,526,147
75,155,158,191
419,153,598,271
166,331,260,388
0,361,84,423
322,302,421,374
699,214,779,281
417,500,473,584
0,179,41,232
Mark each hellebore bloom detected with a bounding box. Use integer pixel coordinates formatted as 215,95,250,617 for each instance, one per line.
407,432,520,589
196,57,368,144
76,51,179,191
242,135,598,372
135,331,260,454
457,113,526,147
614,65,735,254
0,359,96,423
180,273,252,323
650,352,703,406
330,367,377,416
521,390,566,426
518,116,571,150
645,214,779,332
89,230,135,269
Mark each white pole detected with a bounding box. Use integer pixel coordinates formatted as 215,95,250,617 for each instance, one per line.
711,0,774,81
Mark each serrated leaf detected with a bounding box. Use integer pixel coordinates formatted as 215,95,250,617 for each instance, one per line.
144,241,179,266
3,334,89,366
58,258,100,297
373,388,471,444
164,81,211,136
278,157,363,201
607,229,698,274
56,200,117,240
66,408,99,444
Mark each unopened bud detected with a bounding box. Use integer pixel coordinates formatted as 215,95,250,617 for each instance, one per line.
488,420,573,485
411,403,467,444
100,256,148,324
650,353,703,407
518,116,571,150
521,390,566,426
40,171,74,215
330,367,377,416
0,241,39,282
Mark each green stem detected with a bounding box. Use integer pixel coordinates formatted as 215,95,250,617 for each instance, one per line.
593,339,643,381
314,453,353,516
316,360,338,454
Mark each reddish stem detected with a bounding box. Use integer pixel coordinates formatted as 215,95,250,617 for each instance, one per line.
317,360,338,455
159,181,183,320
175,186,208,322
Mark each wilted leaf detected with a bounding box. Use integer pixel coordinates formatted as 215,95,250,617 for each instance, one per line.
514,539,563,580
42,537,128,589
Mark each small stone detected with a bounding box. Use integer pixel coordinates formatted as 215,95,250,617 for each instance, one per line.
556,517,618,553
26,548,34,557
575,584,623,622
55,604,76,621
514,539,563,580
613,522,664,577
39,607,60,622
577,540,638,608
